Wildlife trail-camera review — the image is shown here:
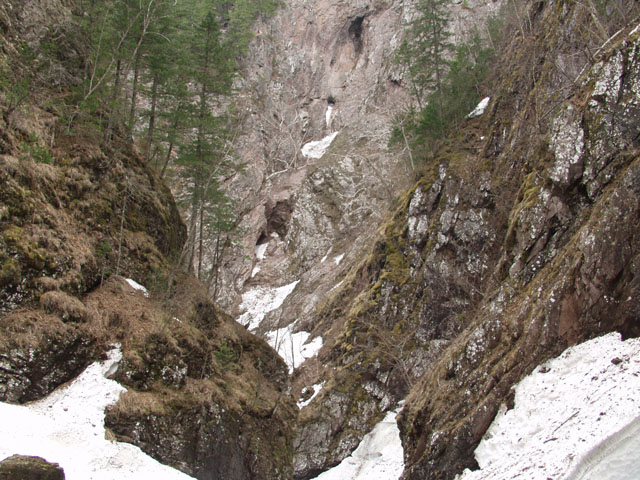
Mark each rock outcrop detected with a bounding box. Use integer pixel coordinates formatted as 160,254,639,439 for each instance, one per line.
215,2,500,475
218,0,501,317
0,455,65,480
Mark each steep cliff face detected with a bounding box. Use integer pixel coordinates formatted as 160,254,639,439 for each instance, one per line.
218,0,500,316
283,1,640,479
218,2,499,474
0,2,297,478
397,13,640,476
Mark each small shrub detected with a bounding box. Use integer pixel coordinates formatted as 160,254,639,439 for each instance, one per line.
214,343,237,370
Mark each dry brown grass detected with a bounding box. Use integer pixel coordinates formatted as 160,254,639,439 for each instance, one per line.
39,290,90,322
111,390,169,418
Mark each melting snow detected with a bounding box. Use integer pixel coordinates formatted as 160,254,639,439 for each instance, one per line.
236,280,299,331
311,405,404,480
266,328,323,373
326,105,334,129
334,253,344,265
301,132,339,159
457,332,640,480
467,97,490,118
0,345,194,479
236,279,324,371
124,278,149,297
321,247,332,263
255,243,268,260
298,382,326,409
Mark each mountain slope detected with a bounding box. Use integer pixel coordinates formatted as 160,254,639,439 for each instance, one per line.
262,1,640,478
0,2,297,479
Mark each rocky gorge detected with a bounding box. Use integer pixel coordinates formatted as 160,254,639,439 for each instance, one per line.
1,0,640,479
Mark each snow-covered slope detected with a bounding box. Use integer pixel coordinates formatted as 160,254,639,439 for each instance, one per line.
457,332,640,480
0,345,194,480
237,279,323,372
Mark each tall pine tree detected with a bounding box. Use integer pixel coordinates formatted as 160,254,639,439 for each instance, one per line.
397,0,452,114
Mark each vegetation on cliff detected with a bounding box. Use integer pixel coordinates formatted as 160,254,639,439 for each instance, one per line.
292,0,640,478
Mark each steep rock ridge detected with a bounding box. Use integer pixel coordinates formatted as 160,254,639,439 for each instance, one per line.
215,2,499,474
398,11,640,479
0,2,297,478
221,1,499,477
283,1,640,479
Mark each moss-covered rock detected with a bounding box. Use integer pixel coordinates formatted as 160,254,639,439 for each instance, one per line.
0,455,65,480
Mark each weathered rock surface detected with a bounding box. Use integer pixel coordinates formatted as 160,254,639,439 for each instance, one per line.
213,2,500,475
0,455,65,480
218,0,501,315
278,2,640,480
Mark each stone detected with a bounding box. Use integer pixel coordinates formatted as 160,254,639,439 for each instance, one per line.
0,455,65,480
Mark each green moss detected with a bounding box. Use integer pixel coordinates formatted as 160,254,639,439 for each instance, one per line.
2,225,24,244
0,257,21,287
505,171,543,247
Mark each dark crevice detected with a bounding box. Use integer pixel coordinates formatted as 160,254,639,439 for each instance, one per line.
348,16,365,55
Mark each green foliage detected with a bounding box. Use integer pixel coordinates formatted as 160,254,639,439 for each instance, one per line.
214,342,238,369
220,0,281,56
96,240,112,259
21,135,53,164
394,13,497,154
395,0,453,108
0,44,37,119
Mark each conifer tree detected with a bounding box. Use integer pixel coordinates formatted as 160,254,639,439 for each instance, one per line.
176,10,238,278
397,0,453,114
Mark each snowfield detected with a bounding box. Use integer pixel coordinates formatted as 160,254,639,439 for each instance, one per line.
3,320,636,480
457,332,640,480
313,332,640,480
0,345,194,479
236,279,323,372
236,280,299,331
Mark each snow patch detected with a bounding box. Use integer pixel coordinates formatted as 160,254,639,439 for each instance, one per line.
0,345,194,479
266,328,323,373
298,382,326,409
334,253,344,265
125,278,149,297
311,405,404,480
326,105,334,129
467,97,490,118
457,332,640,480
251,265,261,278
255,243,268,260
301,132,339,159
237,280,299,331
321,247,332,263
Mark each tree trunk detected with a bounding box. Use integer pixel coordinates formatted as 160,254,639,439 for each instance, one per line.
145,73,159,162
128,49,140,138
105,58,122,141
